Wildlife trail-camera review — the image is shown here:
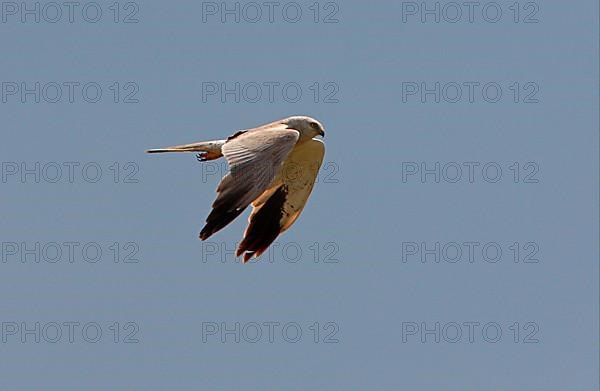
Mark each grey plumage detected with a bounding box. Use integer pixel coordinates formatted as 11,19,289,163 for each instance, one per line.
147,116,326,263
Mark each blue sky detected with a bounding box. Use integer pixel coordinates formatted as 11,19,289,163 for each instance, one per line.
0,1,598,389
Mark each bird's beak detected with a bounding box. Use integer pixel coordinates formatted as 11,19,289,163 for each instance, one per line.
319,129,325,137
146,141,207,153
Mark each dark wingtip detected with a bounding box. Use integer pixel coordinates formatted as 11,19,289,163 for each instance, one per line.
235,186,287,262
199,207,246,242
199,230,209,241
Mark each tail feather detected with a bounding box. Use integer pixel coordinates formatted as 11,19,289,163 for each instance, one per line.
146,140,225,160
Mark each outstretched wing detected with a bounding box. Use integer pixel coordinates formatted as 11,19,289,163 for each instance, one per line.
236,138,325,262
199,127,299,240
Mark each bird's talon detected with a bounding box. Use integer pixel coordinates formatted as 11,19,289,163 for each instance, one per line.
196,153,207,162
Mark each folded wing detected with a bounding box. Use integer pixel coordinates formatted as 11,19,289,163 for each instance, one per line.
199,127,299,240
236,138,325,262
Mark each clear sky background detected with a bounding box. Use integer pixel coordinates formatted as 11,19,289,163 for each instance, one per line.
0,1,598,389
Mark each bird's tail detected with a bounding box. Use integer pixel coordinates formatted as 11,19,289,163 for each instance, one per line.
146,139,226,161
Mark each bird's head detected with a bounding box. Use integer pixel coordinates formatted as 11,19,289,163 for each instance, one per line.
283,116,325,139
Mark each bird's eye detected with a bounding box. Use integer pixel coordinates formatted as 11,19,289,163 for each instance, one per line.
310,122,319,129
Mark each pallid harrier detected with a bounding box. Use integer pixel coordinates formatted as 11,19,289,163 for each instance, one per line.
147,116,325,262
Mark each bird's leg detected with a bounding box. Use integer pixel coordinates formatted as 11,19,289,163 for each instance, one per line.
196,150,222,162
195,140,225,162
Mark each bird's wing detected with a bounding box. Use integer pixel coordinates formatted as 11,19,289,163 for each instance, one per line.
199,126,299,240
236,138,325,262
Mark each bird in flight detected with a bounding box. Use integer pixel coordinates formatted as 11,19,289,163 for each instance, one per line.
147,116,326,263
